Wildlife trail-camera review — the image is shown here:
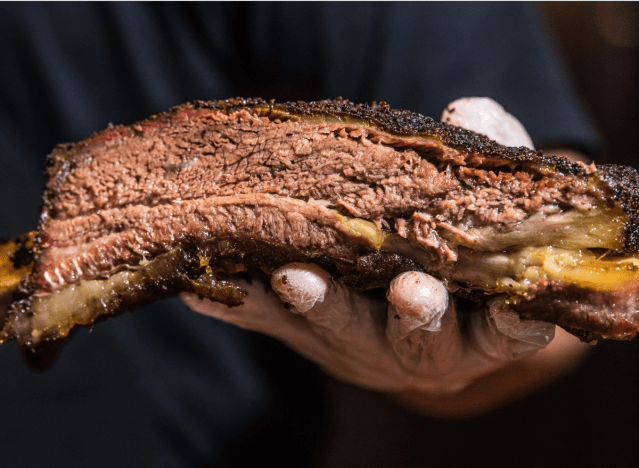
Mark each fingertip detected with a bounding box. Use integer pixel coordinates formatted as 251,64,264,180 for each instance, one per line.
441,97,535,150
271,263,331,313
385,272,465,373
469,298,555,362
386,271,449,336
492,308,555,348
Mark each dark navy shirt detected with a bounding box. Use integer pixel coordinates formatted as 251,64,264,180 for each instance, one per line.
1,4,636,468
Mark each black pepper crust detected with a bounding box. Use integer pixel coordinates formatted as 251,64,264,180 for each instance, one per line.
8,234,35,269
597,164,639,253
61,96,584,175
196,97,587,174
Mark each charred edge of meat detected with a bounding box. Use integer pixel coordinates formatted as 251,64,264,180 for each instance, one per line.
6,236,424,356
342,251,425,290
560,327,600,345
195,237,425,291
9,240,34,269
48,97,587,176
597,164,639,253
513,283,639,342
199,97,587,173
1,233,35,269
451,287,486,303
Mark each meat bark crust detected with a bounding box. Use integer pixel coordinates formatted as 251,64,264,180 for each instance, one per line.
1,97,639,355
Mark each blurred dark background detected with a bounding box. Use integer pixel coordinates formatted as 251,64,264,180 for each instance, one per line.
537,2,639,166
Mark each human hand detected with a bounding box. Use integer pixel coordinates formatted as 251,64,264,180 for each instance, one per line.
181,98,591,413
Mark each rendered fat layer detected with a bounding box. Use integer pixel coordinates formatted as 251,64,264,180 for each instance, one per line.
453,246,639,295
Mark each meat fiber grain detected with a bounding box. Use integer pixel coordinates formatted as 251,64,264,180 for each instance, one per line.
2,98,639,356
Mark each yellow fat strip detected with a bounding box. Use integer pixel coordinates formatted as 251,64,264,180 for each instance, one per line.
455,246,639,295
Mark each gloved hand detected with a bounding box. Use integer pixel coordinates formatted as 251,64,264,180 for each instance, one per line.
181,98,590,405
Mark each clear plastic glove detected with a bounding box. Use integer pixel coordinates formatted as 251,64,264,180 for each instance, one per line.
181,98,590,412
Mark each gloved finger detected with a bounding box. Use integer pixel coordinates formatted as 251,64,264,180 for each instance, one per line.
271,265,477,393
385,271,465,377
271,263,417,390
269,263,331,313
270,263,386,344
441,97,535,149
383,271,499,393
385,271,555,391
434,302,557,387
469,297,555,362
